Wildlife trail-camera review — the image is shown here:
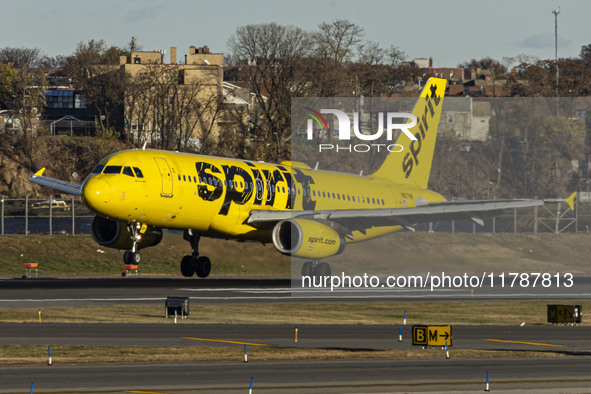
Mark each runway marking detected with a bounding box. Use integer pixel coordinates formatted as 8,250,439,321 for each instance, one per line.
182,337,268,346
481,338,567,347
125,391,168,394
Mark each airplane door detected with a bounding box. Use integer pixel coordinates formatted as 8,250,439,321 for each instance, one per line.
154,157,173,197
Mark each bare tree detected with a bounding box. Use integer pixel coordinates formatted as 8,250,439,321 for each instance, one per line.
125,63,225,152
64,40,126,137
310,20,364,97
0,48,46,141
314,20,364,65
228,23,314,160
0,47,45,69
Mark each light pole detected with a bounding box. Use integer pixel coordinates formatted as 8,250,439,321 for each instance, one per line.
553,8,560,96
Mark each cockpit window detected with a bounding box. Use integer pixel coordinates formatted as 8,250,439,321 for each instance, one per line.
132,167,144,178
92,164,105,174
103,165,122,174
122,166,135,177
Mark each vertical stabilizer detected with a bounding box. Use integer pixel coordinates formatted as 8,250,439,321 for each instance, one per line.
371,78,446,189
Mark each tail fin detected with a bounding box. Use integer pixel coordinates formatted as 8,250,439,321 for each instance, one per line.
371,78,446,188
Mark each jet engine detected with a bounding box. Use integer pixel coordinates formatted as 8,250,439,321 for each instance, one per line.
272,218,346,259
91,215,163,250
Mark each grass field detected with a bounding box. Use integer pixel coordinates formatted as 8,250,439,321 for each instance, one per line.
1,300,586,365
1,231,590,278
0,231,290,277
0,345,563,365
2,300,589,325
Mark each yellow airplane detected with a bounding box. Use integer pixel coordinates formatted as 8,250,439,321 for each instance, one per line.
30,78,542,278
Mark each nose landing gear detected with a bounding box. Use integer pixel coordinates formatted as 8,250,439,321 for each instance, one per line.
122,222,143,266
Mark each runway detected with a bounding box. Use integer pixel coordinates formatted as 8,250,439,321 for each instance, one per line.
1,323,591,352
2,358,591,393
1,276,591,307
1,278,591,393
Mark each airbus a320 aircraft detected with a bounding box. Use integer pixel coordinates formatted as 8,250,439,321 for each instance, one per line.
30,78,542,278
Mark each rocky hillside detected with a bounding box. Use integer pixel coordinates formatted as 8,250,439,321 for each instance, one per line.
0,135,131,197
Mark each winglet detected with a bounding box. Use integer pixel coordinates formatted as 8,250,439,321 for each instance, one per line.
33,168,46,177
565,192,577,211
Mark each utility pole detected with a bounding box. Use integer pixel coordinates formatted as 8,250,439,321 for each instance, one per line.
553,8,560,96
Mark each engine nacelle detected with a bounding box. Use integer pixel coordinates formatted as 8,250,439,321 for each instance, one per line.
91,215,163,250
272,219,346,259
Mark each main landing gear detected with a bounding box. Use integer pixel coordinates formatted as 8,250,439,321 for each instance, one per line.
180,229,211,278
301,261,332,277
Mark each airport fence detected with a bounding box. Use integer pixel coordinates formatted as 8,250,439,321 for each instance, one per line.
0,197,588,236
0,196,93,235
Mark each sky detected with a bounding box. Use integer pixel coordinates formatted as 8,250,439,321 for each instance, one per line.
1,0,589,68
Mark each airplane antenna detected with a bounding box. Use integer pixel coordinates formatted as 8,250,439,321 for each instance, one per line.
314,162,319,170
142,141,147,151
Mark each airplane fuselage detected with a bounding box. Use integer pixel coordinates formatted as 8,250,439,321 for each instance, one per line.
81,149,446,243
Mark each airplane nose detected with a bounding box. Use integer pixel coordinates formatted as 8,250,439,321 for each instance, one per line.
82,178,111,213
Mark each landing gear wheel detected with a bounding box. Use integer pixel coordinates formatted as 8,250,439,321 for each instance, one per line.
130,251,141,265
302,261,314,277
180,255,196,277
182,230,212,278
123,250,141,265
316,262,331,277
195,256,211,278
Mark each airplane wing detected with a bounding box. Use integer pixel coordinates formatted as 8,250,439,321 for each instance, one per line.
29,168,82,196
247,199,543,235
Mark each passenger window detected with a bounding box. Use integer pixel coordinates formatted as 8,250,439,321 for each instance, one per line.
92,164,105,174
133,167,144,178
178,175,181,181
193,176,196,183
122,166,135,177
183,175,186,182
382,199,385,205
103,166,122,174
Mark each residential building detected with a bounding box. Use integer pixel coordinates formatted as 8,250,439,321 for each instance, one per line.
121,46,248,148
